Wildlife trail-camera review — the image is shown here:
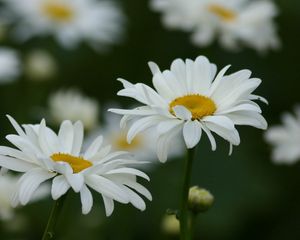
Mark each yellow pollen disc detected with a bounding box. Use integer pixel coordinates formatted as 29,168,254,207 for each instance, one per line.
42,2,74,22
169,94,216,120
51,153,92,173
208,4,237,21
114,133,143,150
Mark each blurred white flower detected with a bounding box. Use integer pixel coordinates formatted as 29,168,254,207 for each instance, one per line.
48,89,99,130
86,108,183,164
0,47,21,83
265,106,300,164
151,0,280,52
25,50,57,81
0,172,49,220
110,56,267,162
5,0,125,50
0,116,152,216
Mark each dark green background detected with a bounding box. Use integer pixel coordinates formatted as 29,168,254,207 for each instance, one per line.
0,0,300,239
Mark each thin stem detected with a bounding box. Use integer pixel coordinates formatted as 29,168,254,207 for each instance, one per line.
179,148,195,240
42,194,67,240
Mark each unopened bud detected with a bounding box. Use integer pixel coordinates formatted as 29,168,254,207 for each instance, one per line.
188,186,214,213
161,214,180,235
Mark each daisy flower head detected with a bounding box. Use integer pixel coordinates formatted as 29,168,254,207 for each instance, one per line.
109,56,268,162
5,0,125,50
151,0,280,52
48,89,99,130
0,116,152,216
0,47,21,84
265,106,300,164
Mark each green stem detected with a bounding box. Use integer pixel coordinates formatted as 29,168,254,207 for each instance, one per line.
179,148,195,240
42,194,67,240
188,213,197,240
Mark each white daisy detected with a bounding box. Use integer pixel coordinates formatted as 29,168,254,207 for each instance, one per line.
0,116,152,216
0,172,49,220
5,0,124,50
151,0,279,52
85,107,183,163
25,49,57,81
48,89,99,130
0,47,21,83
265,106,300,164
109,56,267,162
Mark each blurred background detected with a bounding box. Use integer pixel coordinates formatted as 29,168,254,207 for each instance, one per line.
0,0,300,239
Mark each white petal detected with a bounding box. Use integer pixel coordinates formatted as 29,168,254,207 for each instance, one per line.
18,168,55,205
106,168,150,181
183,120,202,148
202,116,235,130
127,116,162,143
80,185,93,215
102,195,114,217
86,175,129,203
173,106,192,120
71,121,84,156
51,175,70,200
0,155,37,172
6,115,26,137
58,121,74,153
84,135,103,159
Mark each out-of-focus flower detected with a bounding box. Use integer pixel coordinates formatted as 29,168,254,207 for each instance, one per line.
265,106,300,164
86,108,183,164
0,47,21,83
48,89,99,130
110,56,267,162
151,0,280,52
0,172,49,220
161,214,180,235
0,116,152,216
25,50,57,81
5,0,125,50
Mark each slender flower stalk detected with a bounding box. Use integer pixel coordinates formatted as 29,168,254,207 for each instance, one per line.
180,148,195,240
42,194,68,240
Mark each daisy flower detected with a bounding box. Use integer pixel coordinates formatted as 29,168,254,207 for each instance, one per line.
25,49,57,81
109,56,267,162
0,47,21,83
265,106,300,164
5,0,124,50
0,116,152,216
85,107,183,163
48,89,99,130
151,0,280,52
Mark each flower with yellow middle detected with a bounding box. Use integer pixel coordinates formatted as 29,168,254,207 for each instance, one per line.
0,116,151,216
5,0,125,50
110,56,267,162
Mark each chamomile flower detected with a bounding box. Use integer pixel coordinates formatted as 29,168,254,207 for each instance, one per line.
265,106,300,164
48,89,99,130
151,0,279,52
86,108,183,163
0,116,152,216
109,56,267,162
0,47,21,83
5,0,124,50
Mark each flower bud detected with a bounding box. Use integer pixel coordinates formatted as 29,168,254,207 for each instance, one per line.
188,186,214,213
161,214,180,235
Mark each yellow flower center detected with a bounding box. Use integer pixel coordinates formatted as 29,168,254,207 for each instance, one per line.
114,133,143,150
169,94,216,120
51,153,92,173
42,2,74,22
208,4,237,21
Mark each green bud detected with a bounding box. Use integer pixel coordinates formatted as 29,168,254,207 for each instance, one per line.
188,186,214,213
